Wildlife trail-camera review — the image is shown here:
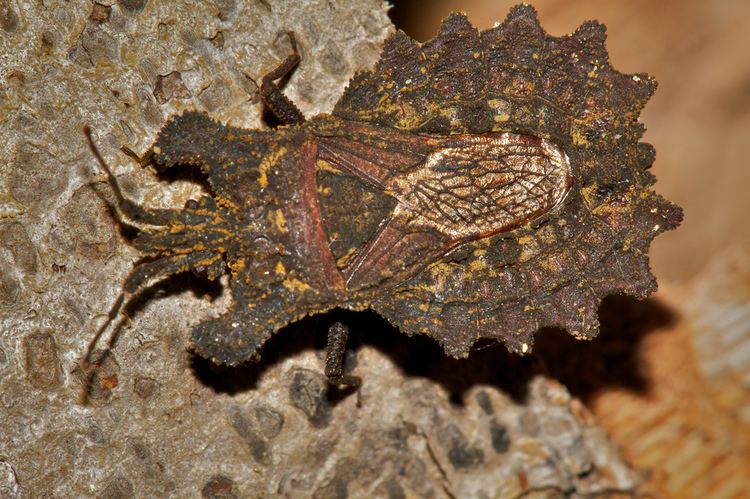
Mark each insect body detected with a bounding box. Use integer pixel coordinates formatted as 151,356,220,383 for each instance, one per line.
88,6,681,383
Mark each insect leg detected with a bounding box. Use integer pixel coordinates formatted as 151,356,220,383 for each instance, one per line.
86,251,212,361
260,32,306,125
80,248,220,404
122,253,195,293
82,293,126,383
324,322,361,387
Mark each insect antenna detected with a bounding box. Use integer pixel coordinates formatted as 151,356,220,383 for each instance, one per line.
79,294,128,405
80,127,168,404
83,126,173,228
78,128,126,404
84,293,125,363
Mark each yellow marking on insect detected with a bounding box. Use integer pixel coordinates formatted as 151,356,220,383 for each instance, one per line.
173,243,207,254
521,343,529,353
215,194,239,211
517,236,533,245
198,253,222,267
275,261,286,275
316,159,341,174
396,108,427,130
579,184,599,209
571,129,588,146
418,303,429,312
469,259,487,272
283,277,311,293
537,225,557,245
228,258,245,274
517,237,539,263
524,305,532,312
258,146,287,188
336,247,356,268
487,98,512,123
153,146,161,155
274,209,288,233
487,98,509,109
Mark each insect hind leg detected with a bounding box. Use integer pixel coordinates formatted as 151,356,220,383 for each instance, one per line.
260,32,306,125
325,322,361,387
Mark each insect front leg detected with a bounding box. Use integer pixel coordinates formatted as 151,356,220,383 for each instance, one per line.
324,322,361,387
260,32,306,125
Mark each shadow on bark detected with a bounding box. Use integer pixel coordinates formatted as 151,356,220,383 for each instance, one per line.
191,293,675,406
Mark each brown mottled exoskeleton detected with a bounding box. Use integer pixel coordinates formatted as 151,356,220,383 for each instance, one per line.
87,6,681,386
